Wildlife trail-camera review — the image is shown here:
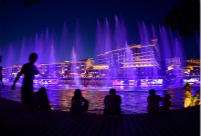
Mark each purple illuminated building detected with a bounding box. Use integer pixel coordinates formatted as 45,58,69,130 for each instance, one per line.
97,39,161,79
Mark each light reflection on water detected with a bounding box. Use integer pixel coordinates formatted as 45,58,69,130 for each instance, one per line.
1,86,199,114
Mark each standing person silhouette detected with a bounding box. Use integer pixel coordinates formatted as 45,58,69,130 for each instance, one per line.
0,55,5,115
12,53,39,119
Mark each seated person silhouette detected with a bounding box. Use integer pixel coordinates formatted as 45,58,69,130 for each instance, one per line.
160,94,171,113
33,87,52,110
104,88,122,115
147,89,163,114
191,90,200,106
70,89,89,114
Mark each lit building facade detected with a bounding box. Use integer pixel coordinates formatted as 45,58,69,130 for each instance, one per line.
97,40,161,78
166,58,200,77
86,64,110,77
2,58,95,79
166,58,200,85
2,46,199,87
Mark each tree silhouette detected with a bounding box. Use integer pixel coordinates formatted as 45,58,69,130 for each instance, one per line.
0,0,6,7
163,0,200,37
23,0,39,6
0,0,39,7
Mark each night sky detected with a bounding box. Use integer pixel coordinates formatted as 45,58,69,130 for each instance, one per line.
0,0,199,65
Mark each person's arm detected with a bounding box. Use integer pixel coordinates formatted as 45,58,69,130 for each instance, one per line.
119,95,122,104
185,91,191,99
34,66,39,75
35,69,39,75
12,66,24,90
0,74,3,89
0,66,3,88
196,99,200,105
159,95,164,101
104,96,106,107
11,72,23,90
169,101,171,107
82,97,89,103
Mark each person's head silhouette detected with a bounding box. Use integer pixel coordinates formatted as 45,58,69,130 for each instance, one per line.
109,88,116,94
29,53,38,63
195,90,200,97
0,55,2,63
149,89,156,96
165,94,171,100
38,87,48,100
73,89,82,99
38,87,47,95
184,83,191,89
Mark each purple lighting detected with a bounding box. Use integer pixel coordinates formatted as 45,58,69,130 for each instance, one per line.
0,15,200,90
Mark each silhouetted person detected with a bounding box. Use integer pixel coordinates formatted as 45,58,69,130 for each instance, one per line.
0,56,4,89
104,88,121,115
160,94,171,113
0,55,4,115
184,83,193,108
147,89,163,114
12,53,39,119
33,87,52,110
191,90,200,106
70,89,89,114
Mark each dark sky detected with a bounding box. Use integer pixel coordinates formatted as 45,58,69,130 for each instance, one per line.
0,0,199,64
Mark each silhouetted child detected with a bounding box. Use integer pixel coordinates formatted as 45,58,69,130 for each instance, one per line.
0,55,4,115
160,94,171,113
33,87,52,110
184,83,193,108
70,89,89,114
191,90,200,106
104,88,122,115
12,53,39,119
147,89,163,114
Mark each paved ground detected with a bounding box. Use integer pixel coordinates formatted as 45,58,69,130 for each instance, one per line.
0,97,200,136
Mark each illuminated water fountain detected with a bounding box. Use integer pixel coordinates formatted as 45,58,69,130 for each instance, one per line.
71,46,81,88
0,15,199,90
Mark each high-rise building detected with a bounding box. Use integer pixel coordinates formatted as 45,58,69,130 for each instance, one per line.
97,40,161,78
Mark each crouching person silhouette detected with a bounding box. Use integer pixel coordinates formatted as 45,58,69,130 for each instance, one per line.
11,53,40,120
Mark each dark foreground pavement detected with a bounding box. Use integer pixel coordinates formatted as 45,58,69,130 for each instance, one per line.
0,97,200,136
